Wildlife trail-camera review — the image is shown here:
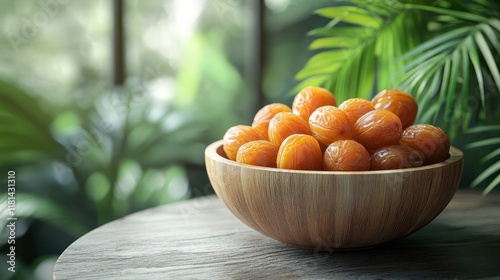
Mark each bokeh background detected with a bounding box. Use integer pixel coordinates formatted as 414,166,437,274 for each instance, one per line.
0,0,498,279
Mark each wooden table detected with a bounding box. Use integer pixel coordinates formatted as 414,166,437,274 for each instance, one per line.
53,190,500,279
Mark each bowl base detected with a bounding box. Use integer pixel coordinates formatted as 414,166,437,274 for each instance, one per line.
280,241,387,252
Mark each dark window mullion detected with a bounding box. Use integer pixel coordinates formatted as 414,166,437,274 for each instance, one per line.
112,0,125,86
246,0,266,111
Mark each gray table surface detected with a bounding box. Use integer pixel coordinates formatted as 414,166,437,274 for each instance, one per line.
53,190,500,279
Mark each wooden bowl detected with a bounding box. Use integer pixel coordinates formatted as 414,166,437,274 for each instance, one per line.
205,140,464,249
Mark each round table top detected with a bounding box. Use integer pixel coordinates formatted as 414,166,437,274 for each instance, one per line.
53,190,500,279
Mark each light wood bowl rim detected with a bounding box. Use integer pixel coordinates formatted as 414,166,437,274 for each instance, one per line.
206,140,463,175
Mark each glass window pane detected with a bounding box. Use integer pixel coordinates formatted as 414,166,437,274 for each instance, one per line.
125,0,255,126
0,1,111,106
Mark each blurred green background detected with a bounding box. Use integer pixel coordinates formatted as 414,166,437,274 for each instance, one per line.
0,0,498,279
0,1,333,278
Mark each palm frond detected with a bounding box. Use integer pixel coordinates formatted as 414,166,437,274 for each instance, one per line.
466,126,500,194
483,174,500,194
405,10,500,190
466,137,500,149
295,0,423,101
393,15,500,134
470,161,500,194
480,147,500,164
0,80,65,163
475,31,500,93
297,0,500,193
402,3,488,22
467,125,500,133
315,6,384,28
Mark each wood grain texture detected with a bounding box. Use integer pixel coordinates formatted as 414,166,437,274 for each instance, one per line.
53,191,500,279
205,140,464,249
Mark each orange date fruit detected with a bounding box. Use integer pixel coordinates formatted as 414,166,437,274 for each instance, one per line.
370,145,423,170
292,86,337,121
400,124,450,165
252,103,292,140
372,89,418,129
338,98,375,126
277,134,322,170
353,109,403,151
236,140,279,168
223,125,265,161
268,112,312,147
309,105,353,146
323,140,370,171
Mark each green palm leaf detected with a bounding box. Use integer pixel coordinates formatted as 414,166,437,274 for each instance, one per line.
466,137,500,149
483,174,500,194
470,161,500,194
296,0,500,193
467,125,500,133
0,80,65,163
316,6,384,28
402,3,488,22
394,19,500,133
480,147,500,164
296,1,422,100
466,127,500,194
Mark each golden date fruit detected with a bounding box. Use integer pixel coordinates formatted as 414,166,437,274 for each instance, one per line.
277,134,322,170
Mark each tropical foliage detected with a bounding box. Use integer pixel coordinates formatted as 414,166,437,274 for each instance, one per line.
297,0,500,193
0,1,249,278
